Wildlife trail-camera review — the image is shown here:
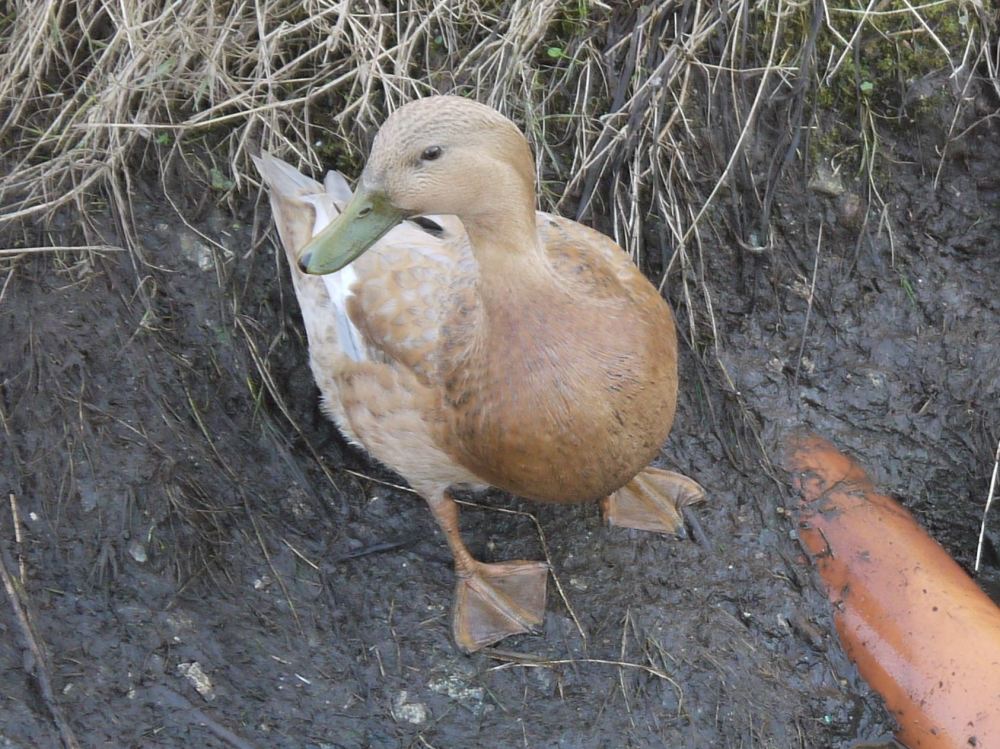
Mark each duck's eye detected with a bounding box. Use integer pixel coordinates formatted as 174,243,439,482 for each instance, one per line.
421,145,442,162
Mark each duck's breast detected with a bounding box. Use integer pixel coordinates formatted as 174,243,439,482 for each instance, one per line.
444,260,677,503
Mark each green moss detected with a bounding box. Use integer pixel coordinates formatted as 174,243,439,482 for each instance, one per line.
313,137,364,174
755,0,986,170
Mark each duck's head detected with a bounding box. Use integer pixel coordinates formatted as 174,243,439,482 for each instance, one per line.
299,96,535,275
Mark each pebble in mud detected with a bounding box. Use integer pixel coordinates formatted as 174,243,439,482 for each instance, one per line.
177,661,215,701
837,192,864,229
390,691,427,724
808,160,844,197
127,539,147,563
428,672,485,714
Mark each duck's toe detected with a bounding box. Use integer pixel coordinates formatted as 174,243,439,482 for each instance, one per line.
602,467,706,536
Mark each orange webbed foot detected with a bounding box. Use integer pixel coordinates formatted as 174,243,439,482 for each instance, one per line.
602,466,706,535
453,560,548,653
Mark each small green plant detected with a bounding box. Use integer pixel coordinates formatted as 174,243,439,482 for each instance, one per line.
899,273,917,307
209,167,234,191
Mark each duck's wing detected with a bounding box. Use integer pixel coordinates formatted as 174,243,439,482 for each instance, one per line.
256,153,475,382
345,216,476,385
537,212,658,303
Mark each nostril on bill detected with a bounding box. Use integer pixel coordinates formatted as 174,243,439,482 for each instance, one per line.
298,252,312,273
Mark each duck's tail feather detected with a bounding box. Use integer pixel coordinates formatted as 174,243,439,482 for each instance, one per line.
252,152,324,257
323,170,352,203
253,152,366,362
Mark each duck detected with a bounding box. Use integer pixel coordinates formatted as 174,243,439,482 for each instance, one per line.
254,95,705,653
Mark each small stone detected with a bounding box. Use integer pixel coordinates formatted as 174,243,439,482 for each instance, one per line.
808,160,844,197
179,234,215,271
128,540,147,563
428,674,485,707
837,192,864,229
177,661,215,701
789,278,812,301
253,575,272,591
391,691,427,724
865,371,886,388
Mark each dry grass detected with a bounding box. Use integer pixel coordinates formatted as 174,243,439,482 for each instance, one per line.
0,1,990,253
0,0,993,459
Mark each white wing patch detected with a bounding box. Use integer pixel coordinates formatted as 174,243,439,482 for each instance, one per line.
302,187,366,363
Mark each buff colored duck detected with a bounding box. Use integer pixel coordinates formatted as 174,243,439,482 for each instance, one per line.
254,96,705,653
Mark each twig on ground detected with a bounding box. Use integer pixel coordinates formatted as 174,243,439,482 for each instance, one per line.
0,245,125,256
618,607,633,717
0,537,81,749
243,496,302,633
974,439,1000,573
794,222,823,386
9,494,26,583
484,650,684,702
146,685,259,749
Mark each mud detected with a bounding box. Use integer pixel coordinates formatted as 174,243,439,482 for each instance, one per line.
1,87,998,747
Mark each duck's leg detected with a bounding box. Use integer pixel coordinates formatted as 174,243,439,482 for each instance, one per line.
601,466,706,535
428,492,548,653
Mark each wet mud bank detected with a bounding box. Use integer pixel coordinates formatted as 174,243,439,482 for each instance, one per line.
1,89,998,748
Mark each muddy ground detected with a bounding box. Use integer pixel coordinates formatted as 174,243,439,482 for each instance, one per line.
2,84,998,747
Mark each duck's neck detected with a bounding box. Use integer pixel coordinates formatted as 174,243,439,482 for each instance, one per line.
460,170,554,289
456,133,556,298
466,212,554,303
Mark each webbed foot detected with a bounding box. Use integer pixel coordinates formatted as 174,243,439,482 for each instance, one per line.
602,467,706,535
453,560,548,652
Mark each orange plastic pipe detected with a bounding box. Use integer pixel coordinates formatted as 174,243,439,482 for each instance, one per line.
784,434,1000,749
